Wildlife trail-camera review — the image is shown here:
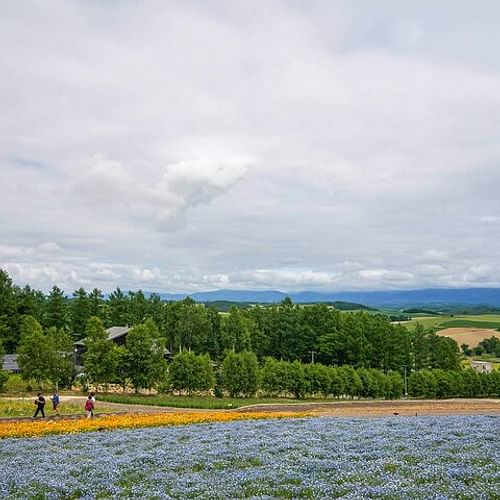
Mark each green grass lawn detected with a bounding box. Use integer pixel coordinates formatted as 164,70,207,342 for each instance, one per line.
0,399,111,418
96,393,325,409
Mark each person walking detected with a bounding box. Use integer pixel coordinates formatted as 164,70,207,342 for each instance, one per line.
50,391,60,415
33,393,46,418
85,395,94,419
90,392,96,417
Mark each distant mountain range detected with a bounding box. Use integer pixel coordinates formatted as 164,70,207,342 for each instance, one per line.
154,288,500,308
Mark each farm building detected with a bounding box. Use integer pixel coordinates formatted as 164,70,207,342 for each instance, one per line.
470,360,493,373
74,325,171,368
74,325,132,366
0,354,21,373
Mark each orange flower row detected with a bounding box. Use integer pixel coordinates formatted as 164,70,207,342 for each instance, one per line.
0,411,312,439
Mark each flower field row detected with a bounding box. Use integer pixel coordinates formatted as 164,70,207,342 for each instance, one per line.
0,410,311,439
0,415,498,498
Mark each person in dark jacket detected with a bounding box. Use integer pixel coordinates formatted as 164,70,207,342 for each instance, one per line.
33,393,46,418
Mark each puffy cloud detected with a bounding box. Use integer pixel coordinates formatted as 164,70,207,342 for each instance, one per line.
71,155,248,229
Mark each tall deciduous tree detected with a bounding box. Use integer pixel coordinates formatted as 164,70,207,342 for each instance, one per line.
17,316,52,386
46,326,74,388
124,319,167,392
83,316,119,388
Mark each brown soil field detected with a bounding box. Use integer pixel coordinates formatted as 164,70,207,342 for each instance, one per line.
437,327,499,347
238,399,500,417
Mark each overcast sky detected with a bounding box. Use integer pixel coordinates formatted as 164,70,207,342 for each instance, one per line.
1,1,500,294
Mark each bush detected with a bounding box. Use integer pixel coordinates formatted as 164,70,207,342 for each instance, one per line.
304,363,331,397
0,371,8,392
260,358,288,396
408,370,437,398
168,352,215,394
221,351,259,397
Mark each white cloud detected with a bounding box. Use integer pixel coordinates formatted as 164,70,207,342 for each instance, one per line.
71,154,248,229
1,1,500,292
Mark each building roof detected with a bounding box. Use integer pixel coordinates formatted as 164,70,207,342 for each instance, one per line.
2,354,20,372
74,325,132,346
106,326,132,341
74,325,171,355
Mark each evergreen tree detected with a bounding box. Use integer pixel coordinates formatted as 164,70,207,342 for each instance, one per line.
108,288,129,326
44,285,69,330
0,269,20,352
71,287,91,340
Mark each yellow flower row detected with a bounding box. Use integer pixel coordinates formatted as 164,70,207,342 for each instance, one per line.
0,411,312,439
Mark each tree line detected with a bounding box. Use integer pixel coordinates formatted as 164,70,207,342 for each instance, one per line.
0,269,463,377
7,313,498,400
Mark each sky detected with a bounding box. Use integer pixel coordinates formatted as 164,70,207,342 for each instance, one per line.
1,0,500,294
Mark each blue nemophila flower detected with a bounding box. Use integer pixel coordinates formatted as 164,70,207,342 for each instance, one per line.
0,415,498,499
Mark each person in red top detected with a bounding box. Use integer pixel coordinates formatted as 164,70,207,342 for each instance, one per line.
85,395,94,418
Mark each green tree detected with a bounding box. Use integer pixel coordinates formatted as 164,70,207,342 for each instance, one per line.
46,326,74,388
260,357,288,396
16,285,45,326
175,298,212,353
88,288,105,318
83,316,119,388
127,290,149,325
304,362,331,397
108,288,129,326
70,287,91,341
285,360,308,399
221,307,253,352
338,365,362,398
221,350,259,397
17,316,52,386
167,351,214,394
408,370,437,398
124,319,168,392
385,371,404,399
0,338,7,392
429,336,460,371
44,285,69,331
329,366,346,398
0,269,20,353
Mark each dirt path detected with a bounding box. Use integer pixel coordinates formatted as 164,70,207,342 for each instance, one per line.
1,398,499,423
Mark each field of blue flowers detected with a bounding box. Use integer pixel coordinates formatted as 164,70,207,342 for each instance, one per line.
0,415,498,499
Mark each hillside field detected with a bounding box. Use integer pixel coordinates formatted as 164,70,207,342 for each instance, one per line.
396,314,500,331
436,327,500,348
394,314,500,347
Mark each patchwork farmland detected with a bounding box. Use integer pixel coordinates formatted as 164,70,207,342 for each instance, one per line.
397,314,500,347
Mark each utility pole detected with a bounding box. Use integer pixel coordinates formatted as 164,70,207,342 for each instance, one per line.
308,350,317,364
402,365,408,397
